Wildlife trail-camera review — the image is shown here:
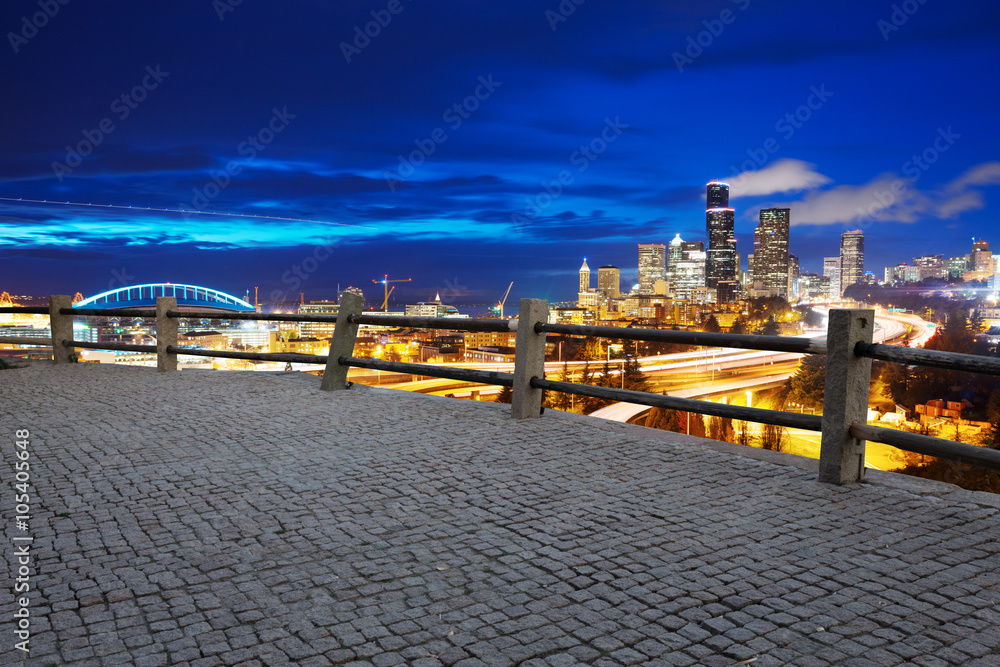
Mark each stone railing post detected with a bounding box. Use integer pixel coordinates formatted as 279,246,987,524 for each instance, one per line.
156,297,178,372
49,295,74,364
819,308,875,484
320,291,364,391
511,298,548,419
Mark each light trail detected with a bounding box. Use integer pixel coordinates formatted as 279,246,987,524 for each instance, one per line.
0,197,376,230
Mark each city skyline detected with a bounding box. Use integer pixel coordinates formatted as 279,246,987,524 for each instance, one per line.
2,2,1000,304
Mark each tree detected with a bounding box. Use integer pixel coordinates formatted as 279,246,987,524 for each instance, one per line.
494,385,512,403
552,362,573,411
758,423,786,451
785,355,827,410
735,420,752,446
728,318,747,335
622,355,649,393
709,416,734,443
645,406,680,432
758,318,780,336
703,315,721,333
681,412,706,437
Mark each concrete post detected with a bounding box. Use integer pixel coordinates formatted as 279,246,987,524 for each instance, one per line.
156,297,178,372
819,308,875,484
320,291,364,391
511,298,549,419
49,295,74,364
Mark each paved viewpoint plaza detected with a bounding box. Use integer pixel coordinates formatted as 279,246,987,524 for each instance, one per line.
2,363,999,666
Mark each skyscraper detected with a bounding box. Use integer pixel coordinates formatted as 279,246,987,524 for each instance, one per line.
637,244,666,293
840,230,865,296
705,181,737,289
597,265,620,298
823,257,842,299
752,208,790,298
674,243,706,301
579,258,591,293
666,234,684,283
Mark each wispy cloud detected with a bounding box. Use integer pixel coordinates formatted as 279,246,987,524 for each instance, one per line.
768,161,1000,226
729,159,832,198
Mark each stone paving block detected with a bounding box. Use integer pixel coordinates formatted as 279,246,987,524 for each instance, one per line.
3,362,1000,667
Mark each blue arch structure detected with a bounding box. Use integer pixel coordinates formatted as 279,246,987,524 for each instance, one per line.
74,283,255,312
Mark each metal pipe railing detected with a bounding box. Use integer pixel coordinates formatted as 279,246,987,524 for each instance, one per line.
0,306,49,314
0,336,52,346
60,340,157,353
62,308,158,317
342,356,514,387
349,314,516,333
532,378,823,431
856,342,1000,377
851,422,1000,471
165,346,328,364
537,322,827,355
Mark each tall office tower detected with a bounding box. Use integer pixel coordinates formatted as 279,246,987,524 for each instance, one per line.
637,244,666,293
674,244,707,301
840,230,865,295
707,180,729,208
788,254,800,299
752,208,791,298
598,265,620,298
971,240,992,273
579,258,591,293
666,234,684,282
705,181,737,289
823,257,842,299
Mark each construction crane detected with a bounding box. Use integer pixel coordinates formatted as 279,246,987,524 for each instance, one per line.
372,274,411,311
493,281,514,318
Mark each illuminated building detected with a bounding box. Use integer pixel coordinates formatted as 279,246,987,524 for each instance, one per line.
579,258,591,293
638,244,666,293
597,265,620,298
666,234,683,284
752,208,790,298
268,332,329,356
824,257,842,299
298,301,339,338
839,230,865,295
705,181,737,289
674,242,706,301
405,294,461,318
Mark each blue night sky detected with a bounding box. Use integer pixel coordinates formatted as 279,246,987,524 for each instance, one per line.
2,0,999,307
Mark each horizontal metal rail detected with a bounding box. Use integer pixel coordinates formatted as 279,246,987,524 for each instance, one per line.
532,378,823,431
537,323,827,355
60,340,158,353
349,314,516,333
857,342,1000,377
0,337,52,346
0,306,50,314
166,310,334,323
341,356,515,386
62,308,158,317
165,347,328,364
851,422,1000,471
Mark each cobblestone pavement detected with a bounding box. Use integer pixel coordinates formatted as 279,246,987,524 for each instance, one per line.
2,363,999,667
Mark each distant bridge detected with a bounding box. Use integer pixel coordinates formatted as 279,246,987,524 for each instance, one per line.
73,283,255,312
